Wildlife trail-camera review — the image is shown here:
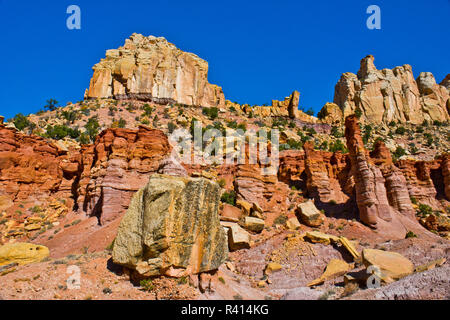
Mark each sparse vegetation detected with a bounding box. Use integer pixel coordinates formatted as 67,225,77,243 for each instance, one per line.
221,191,236,206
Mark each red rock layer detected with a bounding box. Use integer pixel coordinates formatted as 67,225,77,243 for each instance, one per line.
0,125,171,226
79,126,171,224
0,125,80,213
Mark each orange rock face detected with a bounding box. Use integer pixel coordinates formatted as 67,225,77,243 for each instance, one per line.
80,126,171,225
303,142,350,205
442,154,450,201
0,125,80,214
0,125,171,228
345,115,437,238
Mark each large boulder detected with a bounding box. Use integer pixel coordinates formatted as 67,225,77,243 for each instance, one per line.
362,248,414,282
296,200,325,227
112,174,228,277
0,243,49,266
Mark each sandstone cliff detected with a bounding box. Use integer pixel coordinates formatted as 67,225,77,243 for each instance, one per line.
345,115,428,238
86,33,225,108
332,55,449,124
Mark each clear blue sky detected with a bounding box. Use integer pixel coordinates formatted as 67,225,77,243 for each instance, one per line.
1,0,449,120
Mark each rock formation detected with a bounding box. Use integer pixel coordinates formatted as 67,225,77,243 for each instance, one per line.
80,126,172,225
0,125,81,214
333,55,449,124
442,154,450,201
345,115,426,237
0,242,49,266
86,33,225,108
303,142,350,205
317,102,343,125
233,90,317,122
112,174,228,277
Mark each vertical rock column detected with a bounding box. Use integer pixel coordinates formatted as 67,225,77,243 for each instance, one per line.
345,115,393,227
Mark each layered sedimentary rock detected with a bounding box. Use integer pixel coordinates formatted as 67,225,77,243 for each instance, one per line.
80,126,172,225
333,55,449,124
396,159,444,208
303,142,350,204
0,125,81,213
112,174,228,277
345,115,426,237
442,154,450,201
86,33,225,108
0,124,173,230
370,140,415,218
234,163,291,225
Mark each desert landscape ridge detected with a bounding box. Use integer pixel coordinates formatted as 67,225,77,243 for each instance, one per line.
0,33,449,301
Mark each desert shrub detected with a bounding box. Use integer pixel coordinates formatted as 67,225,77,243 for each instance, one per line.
331,126,343,138
354,108,362,118
79,133,90,145
417,203,433,217
405,231,417,239
202,107,219,120
168,121,177,134
221,191,236,206
304,108,315,116
392,146,406,160
306,127,316,136
118,118,126,128
62,110,78,123
11,113,31,131
319,141,328,150
140,279,154,291
45,125,80,140
329,140,347,153
395,126,406,135
84,117,100,141
44,99,58,111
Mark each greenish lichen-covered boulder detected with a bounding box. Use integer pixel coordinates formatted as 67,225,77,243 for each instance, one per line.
112,174,228,277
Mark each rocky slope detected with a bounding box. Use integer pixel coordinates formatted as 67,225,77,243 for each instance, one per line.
0,35,449,300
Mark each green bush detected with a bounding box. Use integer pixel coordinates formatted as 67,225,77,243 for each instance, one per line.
331,126,343,138
118,118,126,128
221,191,236,205
85,117,100,141
395,126,406,135
202,107,219,120
329,140,348,153
405,231,417,239
62,110,78,123
11,113,31,131
417,203,433,217
392,146,406,160
45,125,80,140
44,99,59,111
168,122,177,134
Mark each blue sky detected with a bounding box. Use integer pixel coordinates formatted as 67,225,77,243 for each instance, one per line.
0,0,449,120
